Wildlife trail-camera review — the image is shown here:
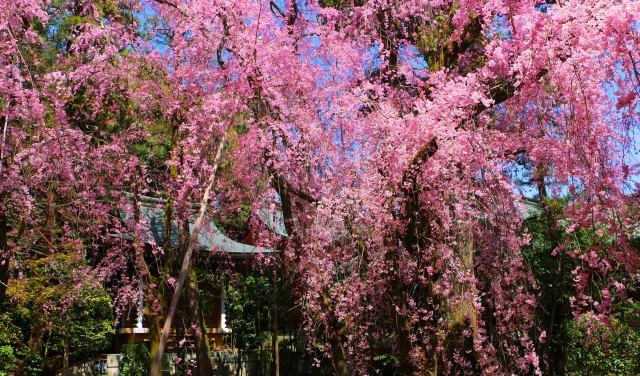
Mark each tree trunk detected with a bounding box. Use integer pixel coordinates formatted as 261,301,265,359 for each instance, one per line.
148,256,169,376
319,292,349,376
63,329,69,370
395,137,439,375
150,132,226,376
43,327,52,358
536,174,568,375
271,273,280,376
440,223,479,373
28,323,46,354
186,269,214,376
450,223,479,333
149,156,179,376
390,272,416,376
327,327,349,376
397,306,415,376
46,184,55,238
148,306,164,376
0,212,9,304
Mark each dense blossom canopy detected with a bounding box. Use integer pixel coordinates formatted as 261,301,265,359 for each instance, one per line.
1,0,639,374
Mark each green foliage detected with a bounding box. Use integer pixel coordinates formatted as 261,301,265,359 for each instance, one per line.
0,311,44,376
129,119,173,170
225,274,273,350
0,346,18,376
38,296,114,366
5,251,114,371
522,197,640,374
119,343,149,376
566,313,640,376
214,202,252,240
618,300,640,325
15,348,44,376
522,199,574,372
318,0,365,10
0,313,20,376
65,289,115,360
371,353,400,375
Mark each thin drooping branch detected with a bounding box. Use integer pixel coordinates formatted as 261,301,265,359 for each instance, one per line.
0,115,8,176
150,130,227,376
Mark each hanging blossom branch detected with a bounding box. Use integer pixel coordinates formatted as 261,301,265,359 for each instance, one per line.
0,115,7,176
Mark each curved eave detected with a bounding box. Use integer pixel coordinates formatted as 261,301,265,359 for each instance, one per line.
116,196,279,257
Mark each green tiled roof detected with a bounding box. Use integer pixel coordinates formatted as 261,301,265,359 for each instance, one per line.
119,195,286,257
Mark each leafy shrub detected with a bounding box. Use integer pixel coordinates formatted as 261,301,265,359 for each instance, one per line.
224,274,272,350
119,343,149,376
0,312,42,376
566,313,640,375
0,313,20,376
